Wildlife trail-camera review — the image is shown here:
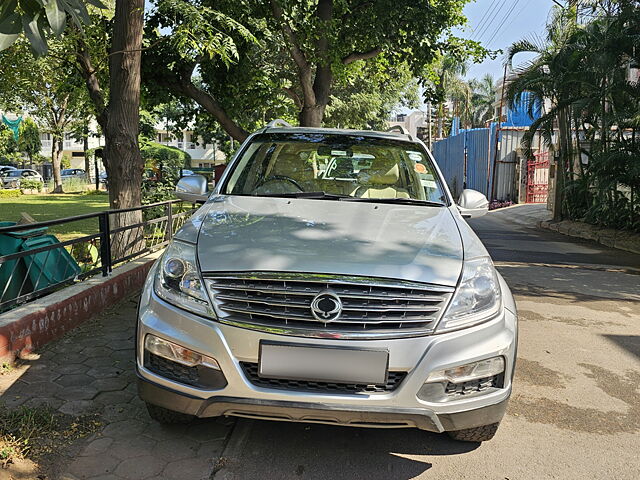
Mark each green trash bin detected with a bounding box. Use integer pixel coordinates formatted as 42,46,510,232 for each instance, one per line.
0,222,80,305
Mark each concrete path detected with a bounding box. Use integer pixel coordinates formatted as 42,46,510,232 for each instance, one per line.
0,297,232,480
213,205,640,480
1,204,638,479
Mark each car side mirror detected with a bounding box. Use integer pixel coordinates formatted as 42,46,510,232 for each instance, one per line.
457,189,489,219
175,175,210,203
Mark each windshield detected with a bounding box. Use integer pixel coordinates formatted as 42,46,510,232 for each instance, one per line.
5,171,21,177
223,133,446,203
62,169,74,175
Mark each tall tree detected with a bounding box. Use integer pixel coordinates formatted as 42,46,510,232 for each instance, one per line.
145,0,482,140
470,74,496,127
0,39,85,192
1,0,147,219
507,0,639,226
17,117,42,168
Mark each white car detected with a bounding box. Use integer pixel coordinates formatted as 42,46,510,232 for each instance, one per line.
137,122,517,443
1,169,43,188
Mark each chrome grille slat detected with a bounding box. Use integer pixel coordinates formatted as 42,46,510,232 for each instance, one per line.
216,294,441,312
205,272,453,338
211,284,445,302
220,305,438,324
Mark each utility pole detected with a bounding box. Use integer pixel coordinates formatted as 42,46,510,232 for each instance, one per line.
490,64,508,201
427,102,432,149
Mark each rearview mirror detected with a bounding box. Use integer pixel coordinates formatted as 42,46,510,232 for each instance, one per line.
175,175,210,203
458,189,489,219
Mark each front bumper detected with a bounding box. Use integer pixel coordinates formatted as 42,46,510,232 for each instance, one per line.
138,373,509,432
137,263,517,432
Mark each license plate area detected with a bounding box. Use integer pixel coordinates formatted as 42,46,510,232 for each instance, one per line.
258,342,389,385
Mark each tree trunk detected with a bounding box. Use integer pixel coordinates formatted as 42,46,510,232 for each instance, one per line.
51,138,64,193
298,105,326,127
554,107,571,222
102,0,146,260
83,132,91,184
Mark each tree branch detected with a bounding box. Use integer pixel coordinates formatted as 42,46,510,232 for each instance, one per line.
270,0,315,106
160,70,249,142
283,86,303,109
76,37,107,128
341,47,382,65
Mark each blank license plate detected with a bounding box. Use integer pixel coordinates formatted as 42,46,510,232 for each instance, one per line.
259,342,389,384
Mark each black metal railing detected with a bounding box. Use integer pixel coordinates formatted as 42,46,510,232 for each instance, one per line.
0,200,196,312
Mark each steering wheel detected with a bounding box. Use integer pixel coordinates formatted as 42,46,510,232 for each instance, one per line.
258,175,304,191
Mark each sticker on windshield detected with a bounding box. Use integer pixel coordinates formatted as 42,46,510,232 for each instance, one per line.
408,152,423,162
414,163,427,174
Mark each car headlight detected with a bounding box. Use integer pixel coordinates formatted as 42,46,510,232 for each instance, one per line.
436,256,501,332
153,240,213,317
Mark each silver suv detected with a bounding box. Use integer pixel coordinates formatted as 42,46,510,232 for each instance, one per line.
137,122,517,442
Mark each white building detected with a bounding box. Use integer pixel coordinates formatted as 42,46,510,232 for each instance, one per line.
2,111,226,174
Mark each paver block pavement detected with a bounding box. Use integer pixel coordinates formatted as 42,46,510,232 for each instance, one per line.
0,296,234,479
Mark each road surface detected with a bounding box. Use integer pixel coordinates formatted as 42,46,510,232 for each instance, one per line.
213,205,640,480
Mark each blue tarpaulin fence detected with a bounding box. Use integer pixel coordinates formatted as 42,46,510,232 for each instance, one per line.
432,124,498,199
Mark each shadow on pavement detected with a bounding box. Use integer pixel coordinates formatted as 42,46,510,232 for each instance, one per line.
603,334,640,360
220,420,478,480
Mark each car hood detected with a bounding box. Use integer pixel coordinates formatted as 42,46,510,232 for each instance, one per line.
194,195,464,287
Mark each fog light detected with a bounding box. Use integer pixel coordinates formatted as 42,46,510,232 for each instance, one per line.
425,356,504,384
144,334,220,370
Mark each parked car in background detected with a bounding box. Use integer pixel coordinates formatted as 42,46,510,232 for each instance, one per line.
61,168,86,180
137,121,517,443
0,166,17,177
1,169,43,188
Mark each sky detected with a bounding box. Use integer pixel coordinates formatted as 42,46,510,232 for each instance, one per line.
457,0,557,81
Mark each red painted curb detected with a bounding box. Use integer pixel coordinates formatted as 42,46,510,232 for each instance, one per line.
0,259,154,362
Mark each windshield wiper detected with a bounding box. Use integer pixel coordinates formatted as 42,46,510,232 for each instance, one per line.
253,191,350,200
339,197,445,207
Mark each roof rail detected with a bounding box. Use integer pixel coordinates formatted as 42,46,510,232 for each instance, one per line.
266,119,293,128
386,125,409,135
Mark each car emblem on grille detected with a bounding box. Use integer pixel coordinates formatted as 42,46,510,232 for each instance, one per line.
310,290,342,323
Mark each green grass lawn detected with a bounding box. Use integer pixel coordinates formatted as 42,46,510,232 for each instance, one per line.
1,193,110,241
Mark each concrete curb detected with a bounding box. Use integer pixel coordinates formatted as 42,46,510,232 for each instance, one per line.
0,251,161,363
538,219,640,255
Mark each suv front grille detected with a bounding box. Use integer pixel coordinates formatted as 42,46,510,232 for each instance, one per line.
240,362,406,394
204,272,454,338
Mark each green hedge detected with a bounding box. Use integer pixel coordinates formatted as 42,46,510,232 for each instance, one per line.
141,142,191,173
0,189,22,198
20,179,43,192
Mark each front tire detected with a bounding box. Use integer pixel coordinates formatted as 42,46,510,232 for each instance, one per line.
146,402,195,424
447,422,500,442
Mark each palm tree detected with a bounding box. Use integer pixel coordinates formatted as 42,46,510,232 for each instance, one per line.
506,0,640,226
432,55,470,137
469,74,496,127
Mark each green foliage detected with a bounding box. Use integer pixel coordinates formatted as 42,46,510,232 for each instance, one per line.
17,118,41,161
32,153,49,165
0,0,107,56
19,178,43,192
61,154,71,169
138,110,157,143
0,189,22,198
507,0,640,232
0,124,19,162
144,0,485,135
61,177,87,193
324,60,420,130
141,142,191,172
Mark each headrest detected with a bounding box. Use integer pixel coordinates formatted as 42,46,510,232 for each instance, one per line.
359,162,400,185
273,152,314,180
